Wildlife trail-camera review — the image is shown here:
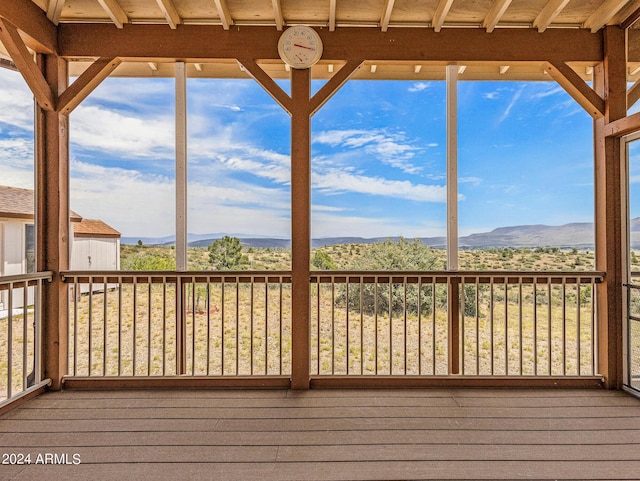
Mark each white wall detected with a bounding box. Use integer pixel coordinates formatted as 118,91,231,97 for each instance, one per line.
0,220,30,311
71,237,120,271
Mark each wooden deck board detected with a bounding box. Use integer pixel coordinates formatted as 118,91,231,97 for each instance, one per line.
1,388,640,480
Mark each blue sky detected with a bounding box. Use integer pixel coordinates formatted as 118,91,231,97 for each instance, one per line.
0,66,595,239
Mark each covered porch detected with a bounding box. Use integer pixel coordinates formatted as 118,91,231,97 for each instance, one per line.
5,1,640,477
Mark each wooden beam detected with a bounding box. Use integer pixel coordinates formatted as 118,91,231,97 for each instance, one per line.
621,3,640,28
97,0,129,29
155,0,181,29
533,0,570,32
57,57,122,115
0,0,57,53
605,109,640,137
380,0,395,32
0,19,55,111
542,61,604,119
594,26,627,390
272,0,283,31
583,0,631,33
483,0,512,33
58,25,604,64
309,59,364,115
47,0,65,25
629,80,640,108
236,59,292,114
214,0,233,30
329,0,337,31
290,67,311,390
432,0,454,32
36,54,69,391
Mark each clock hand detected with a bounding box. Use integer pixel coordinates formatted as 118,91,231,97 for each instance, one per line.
294,43,315,50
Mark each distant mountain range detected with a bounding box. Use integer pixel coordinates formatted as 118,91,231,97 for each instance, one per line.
122,219,640,249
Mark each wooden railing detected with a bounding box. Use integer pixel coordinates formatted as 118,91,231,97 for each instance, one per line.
0,272,52,405
61,270,604,384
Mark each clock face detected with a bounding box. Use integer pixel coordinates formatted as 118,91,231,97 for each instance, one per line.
278,26,323,69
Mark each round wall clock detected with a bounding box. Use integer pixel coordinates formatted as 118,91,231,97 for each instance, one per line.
277,25,323,69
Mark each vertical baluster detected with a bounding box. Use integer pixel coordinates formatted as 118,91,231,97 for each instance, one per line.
331,276,335,375
504,280,508,376
22,281,28,389
162,277,167,376
375,277,379,375
88,279,93,376
461,277,466,375
133,276,138,375
518,278,523,376
103,280,107,376
7,282,12,398
148,279,152,376
403,278,407,375
250,276,254,376
264,280,268,376
489,277,494,375
389,280,393,375
418,278,422,375
533,279,538,376
346,279,349,375
576,280,582,376
561,278,566,376
118,276,123,376
235,278,240,376
221,279,225,375
475,277,480,376
549,278,553,376
360,276,364,375
432,279,437,375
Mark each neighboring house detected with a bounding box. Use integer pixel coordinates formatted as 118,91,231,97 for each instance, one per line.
0,185,120,310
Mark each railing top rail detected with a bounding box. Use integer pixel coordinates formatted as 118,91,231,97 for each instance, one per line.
61,270,293,283
0,271,53,285
311,270,605,283
60,269,605,284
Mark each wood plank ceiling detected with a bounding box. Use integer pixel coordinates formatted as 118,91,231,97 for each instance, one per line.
9,0,640,81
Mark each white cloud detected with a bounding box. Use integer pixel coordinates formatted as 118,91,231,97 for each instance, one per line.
497,86,524,124
408,82,430,93
71,105,175,158
313,168,447,202
314,128,424,174
0,69,35,131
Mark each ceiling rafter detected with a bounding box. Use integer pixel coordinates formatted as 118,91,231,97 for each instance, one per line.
432,0,455,32
380,0,395,32
46,0,65,25
483,0,512,33
155,0,181,29
213,0,233,30
533,0,570,32
272,0,283,31
329,0,337,31
583,0,631,33
97,0,129,29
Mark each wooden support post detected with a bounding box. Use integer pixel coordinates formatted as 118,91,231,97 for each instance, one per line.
594,26,627,389
36,54,69,391
290,68,312,390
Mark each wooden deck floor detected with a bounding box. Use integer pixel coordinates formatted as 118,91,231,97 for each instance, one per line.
1,388,640,480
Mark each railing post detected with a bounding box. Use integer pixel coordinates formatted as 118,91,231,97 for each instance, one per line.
290,68,311,389
448,276,460,374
